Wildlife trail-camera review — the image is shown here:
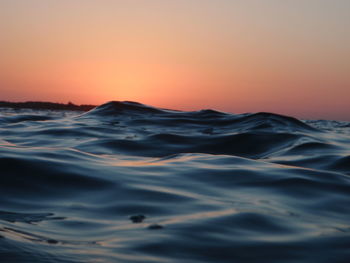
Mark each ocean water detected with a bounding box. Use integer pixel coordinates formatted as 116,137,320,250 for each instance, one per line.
0,101,349,263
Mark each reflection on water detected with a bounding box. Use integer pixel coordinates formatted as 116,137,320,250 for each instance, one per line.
0,101,350,263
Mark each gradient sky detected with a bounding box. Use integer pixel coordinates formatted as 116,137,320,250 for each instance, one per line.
1,0,349,120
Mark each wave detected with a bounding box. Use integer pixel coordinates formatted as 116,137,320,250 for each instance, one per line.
0,101,350,263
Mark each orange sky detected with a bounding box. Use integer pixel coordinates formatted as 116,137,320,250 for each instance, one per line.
1,0,349,120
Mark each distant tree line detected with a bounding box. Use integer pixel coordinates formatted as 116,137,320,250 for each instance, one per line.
0,101,96,111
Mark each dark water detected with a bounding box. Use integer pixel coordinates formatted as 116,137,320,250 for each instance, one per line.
0,101,349,263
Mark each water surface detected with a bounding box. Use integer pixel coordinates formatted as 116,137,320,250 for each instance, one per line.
1,102,349,262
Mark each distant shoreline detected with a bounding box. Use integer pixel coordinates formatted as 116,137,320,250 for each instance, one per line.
0,101,96,112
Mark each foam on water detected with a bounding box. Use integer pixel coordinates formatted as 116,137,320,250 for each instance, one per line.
0,101,350,263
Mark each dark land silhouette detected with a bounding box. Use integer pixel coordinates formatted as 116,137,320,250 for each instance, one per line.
0,101,96,111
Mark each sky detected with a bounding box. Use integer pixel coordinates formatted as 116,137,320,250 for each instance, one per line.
1,0,349,120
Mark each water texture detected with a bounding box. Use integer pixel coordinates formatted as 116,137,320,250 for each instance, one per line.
0,101,349,263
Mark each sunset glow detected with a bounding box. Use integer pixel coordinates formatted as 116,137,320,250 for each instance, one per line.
1,0,349,120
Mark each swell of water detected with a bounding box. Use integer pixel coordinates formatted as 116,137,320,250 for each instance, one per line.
0,101,349,263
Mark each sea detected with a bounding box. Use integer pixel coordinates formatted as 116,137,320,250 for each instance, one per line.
0,101,349,263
